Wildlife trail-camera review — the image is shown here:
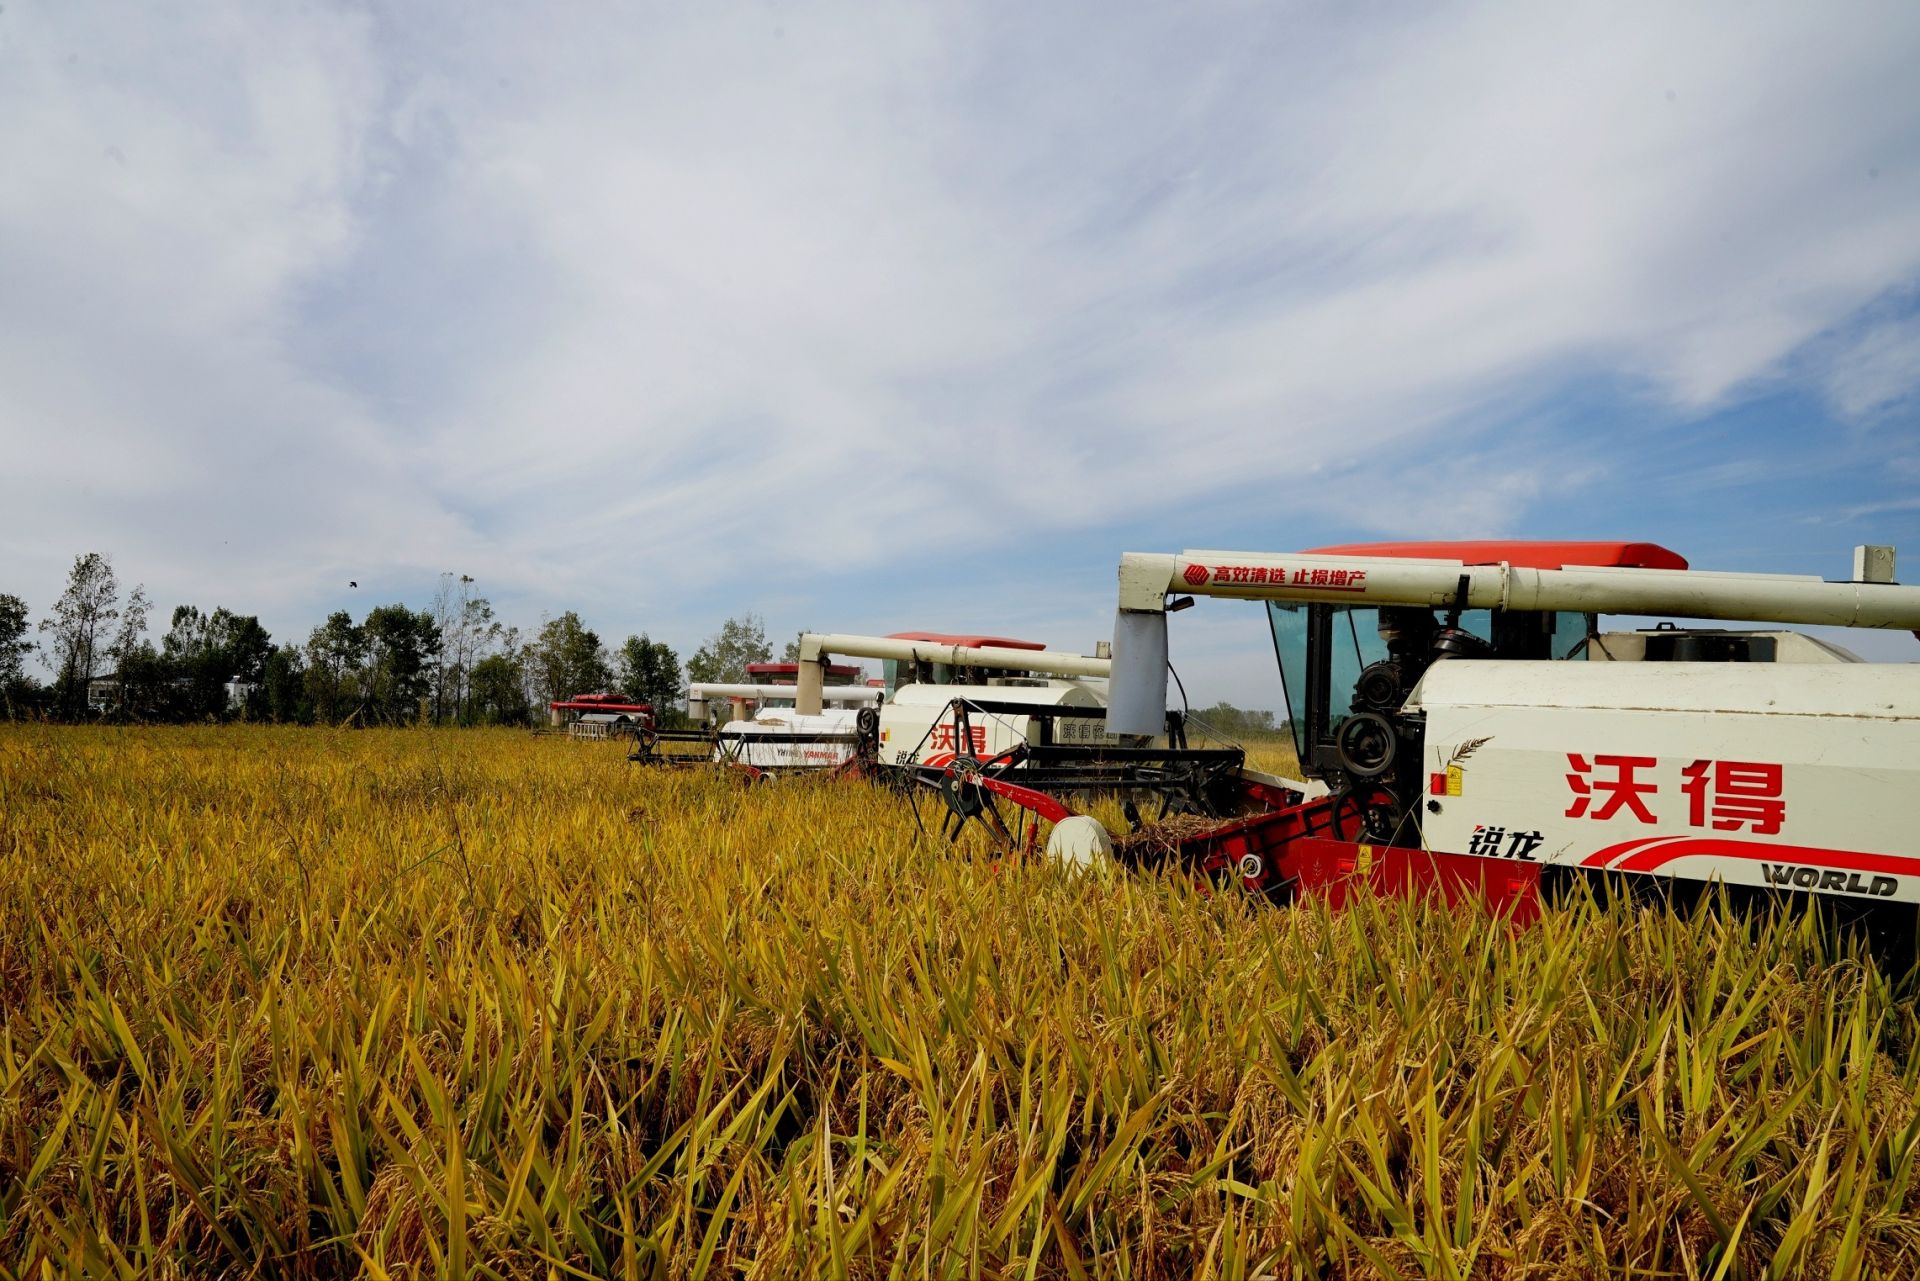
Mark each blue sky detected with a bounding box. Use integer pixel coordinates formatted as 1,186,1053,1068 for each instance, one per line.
2,1,1917,706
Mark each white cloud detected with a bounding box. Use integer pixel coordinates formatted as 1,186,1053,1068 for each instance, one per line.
0,0,488,619
2,0,1918,669
1821,313,1920,418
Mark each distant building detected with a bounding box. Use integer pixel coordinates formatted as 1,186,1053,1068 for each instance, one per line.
86,675,122,714
84,672,256,716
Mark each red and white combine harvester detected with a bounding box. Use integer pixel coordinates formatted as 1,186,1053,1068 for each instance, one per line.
679,632,1125,779
799,632,1115,765
635,633,1128,777
548,692,654,740
788,633,1291,836
836,541,1920,932
678,660,880,770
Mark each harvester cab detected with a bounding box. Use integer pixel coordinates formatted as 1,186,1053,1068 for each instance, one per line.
1093,540,1920,923
1252,542,1685,844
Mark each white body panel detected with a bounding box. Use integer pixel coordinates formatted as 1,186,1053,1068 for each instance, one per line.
1410,662,1920,905
879,680,1112,767
1586,631,1864,663
717,708,863,769
713,678,1117,769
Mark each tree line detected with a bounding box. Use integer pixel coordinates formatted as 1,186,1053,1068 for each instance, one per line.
0,552,785,726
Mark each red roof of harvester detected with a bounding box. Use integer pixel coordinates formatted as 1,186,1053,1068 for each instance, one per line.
745,662,862,678
1303,540,1688,572
886,632,1046,650
549,699,650,714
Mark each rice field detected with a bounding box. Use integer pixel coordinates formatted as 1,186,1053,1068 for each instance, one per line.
2,725,1918,1278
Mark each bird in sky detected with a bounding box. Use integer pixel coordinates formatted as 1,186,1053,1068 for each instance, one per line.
349,581,358,588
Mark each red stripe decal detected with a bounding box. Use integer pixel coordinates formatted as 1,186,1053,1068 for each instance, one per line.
1581,835,1689,869
1614,838,1920,877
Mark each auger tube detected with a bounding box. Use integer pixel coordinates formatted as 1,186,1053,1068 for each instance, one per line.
792,633,1110,715
1106,545,1920,738
1121,550,1920,628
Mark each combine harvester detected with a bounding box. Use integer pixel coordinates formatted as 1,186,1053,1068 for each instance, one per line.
662,629,1267,826
625,658,875,767
671,660,881,771
548,692,653,740
859,540,1920,933
789,633,1291,838
660,632,1116,778
634,634,1115,775
799,632,1111,765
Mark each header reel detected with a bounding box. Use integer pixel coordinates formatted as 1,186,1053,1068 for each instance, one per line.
895,695,1255,850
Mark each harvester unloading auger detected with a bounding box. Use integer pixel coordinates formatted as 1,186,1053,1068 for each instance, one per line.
810,540,1920,933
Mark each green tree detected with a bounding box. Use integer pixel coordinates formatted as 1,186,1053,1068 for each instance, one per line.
1191,700,1279,738
447,593,496,723
462,620,522,726
304,611,367,723
616,633,684,726
362,604,442,725
261,644,310,723
429,574,495,723
162,605,273,719
113,641,171,720
529,612,612,706
469,650,532,725
0,593,32,717
687,614,772,687
108,585,150,672
38,552,122,717
94,585,153,718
